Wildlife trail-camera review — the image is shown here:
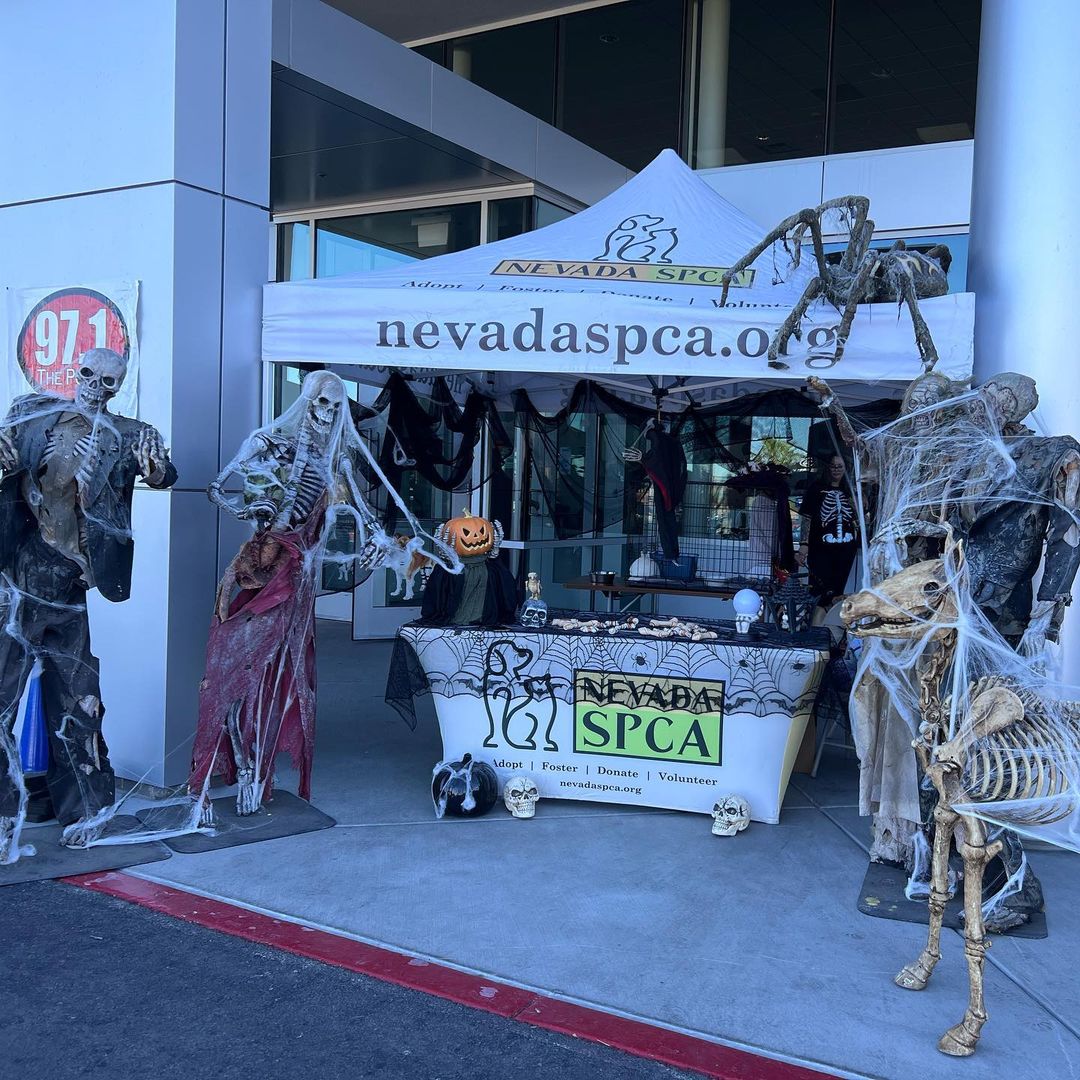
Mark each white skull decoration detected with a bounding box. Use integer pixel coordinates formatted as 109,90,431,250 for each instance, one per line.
711,795,750,836
503,775,540,819
75,348,128,413
301,371,346,444
519,600,548,629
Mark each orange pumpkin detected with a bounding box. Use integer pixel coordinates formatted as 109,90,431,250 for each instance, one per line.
441,509,498,557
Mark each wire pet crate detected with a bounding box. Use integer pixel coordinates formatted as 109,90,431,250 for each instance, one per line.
632,477,782,590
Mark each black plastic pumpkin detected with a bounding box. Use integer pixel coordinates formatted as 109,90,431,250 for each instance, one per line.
431,753,500,818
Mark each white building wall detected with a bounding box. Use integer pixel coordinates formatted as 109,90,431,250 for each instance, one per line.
697,141,974,235
0,1,271,786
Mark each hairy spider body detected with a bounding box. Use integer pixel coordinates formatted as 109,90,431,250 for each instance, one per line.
720,196,951,371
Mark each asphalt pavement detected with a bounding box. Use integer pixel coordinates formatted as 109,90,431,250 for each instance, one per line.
0,879,702,1080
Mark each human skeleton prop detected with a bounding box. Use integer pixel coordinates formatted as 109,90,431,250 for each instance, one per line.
191,372,459,822
720,197,950,370
842,536,1080,1056
0,349,176,860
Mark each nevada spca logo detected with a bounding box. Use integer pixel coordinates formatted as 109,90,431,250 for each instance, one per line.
491,210,753,288
595,214,678,264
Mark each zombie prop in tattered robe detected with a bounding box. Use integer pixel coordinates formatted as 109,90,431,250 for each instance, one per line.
189,371,460,819
0,349,175,857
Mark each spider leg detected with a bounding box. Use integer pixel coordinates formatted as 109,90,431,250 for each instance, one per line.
720,208,819,305
812,197,872,272
833,254,879,363
896,265,940,372
768,277,823,369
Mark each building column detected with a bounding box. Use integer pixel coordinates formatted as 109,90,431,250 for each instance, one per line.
968,0,1080,682
690,0,730,169
0,0,270,786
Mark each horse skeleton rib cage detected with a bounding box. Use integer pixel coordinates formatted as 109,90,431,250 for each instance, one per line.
719,196,951,370
842,537,1080,1056
192,371,461,822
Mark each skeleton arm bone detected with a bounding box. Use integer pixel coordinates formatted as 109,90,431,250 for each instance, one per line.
207,434,281,524
806,377,860,449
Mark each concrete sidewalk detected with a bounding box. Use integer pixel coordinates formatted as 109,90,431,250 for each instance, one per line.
129,622,1080,1080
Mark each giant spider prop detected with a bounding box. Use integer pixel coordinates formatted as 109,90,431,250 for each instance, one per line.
720,196,951,371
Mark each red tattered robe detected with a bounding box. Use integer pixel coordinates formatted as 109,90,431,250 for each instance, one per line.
188,507,325,803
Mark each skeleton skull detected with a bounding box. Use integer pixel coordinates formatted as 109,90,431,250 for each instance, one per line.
519,599,548,629
301,371,346,443
75,348,128,413
980,373,1039,429
503,775,540,819
900,371,957,432
712,795,750,836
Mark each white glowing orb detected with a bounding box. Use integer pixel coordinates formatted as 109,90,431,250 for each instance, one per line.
732,588,762,617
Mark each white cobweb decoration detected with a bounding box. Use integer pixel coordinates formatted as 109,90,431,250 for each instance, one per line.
842,378,1080,870
0,371,461,863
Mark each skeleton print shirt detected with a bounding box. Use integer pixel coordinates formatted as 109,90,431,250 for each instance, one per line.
799,483,858,548
797,481,860,600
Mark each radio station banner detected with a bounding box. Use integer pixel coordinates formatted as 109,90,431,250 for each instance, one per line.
3,280,140,417
397,625,828,823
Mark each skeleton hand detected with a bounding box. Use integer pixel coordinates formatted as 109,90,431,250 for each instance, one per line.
806,376,834,404
622,447,643,464
135,426,170,480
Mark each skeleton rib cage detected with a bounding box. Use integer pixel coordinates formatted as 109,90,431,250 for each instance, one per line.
953,676,1080,826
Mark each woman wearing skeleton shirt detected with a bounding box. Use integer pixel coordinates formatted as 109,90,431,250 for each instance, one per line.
796,454,859,611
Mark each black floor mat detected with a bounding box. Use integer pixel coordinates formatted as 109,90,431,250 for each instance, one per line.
140,791,335,854
857,860,1047,939
0,816,171,886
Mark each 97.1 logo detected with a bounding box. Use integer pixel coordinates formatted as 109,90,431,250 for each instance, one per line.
16,287,130,399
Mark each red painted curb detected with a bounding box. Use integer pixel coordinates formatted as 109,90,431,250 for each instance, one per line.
65,871,840,1080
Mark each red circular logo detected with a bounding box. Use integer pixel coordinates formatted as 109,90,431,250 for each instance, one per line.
16,288,130,400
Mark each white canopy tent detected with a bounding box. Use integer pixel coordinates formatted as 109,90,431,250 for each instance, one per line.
262,149,974,400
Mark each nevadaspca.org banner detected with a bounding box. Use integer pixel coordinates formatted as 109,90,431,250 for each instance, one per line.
262,282,974,384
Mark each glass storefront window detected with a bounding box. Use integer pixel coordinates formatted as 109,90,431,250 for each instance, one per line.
414,2,980,170
277,222,312,281
535,198,573,230
449,21,556,124
487,197,532,243
315,203,481,277
488,197,575,243
829,0,980,155
557,0,685,171
689,0,831,168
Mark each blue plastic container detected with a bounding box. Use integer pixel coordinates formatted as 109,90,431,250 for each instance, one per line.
19,672,49,773
653,553,697,582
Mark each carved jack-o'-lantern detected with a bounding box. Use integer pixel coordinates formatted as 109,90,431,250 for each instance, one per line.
438,509,502,558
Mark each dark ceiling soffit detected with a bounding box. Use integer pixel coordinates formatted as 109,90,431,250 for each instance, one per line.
271,66,531,189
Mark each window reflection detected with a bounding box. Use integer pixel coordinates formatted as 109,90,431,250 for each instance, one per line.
315,204,481,277
690,0,830,167
277,222,312,281
557,0,684,171
413,1,981,168
830,0,980,154
449,21,556,124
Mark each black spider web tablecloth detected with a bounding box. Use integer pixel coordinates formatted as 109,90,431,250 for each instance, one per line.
386,611,830,729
